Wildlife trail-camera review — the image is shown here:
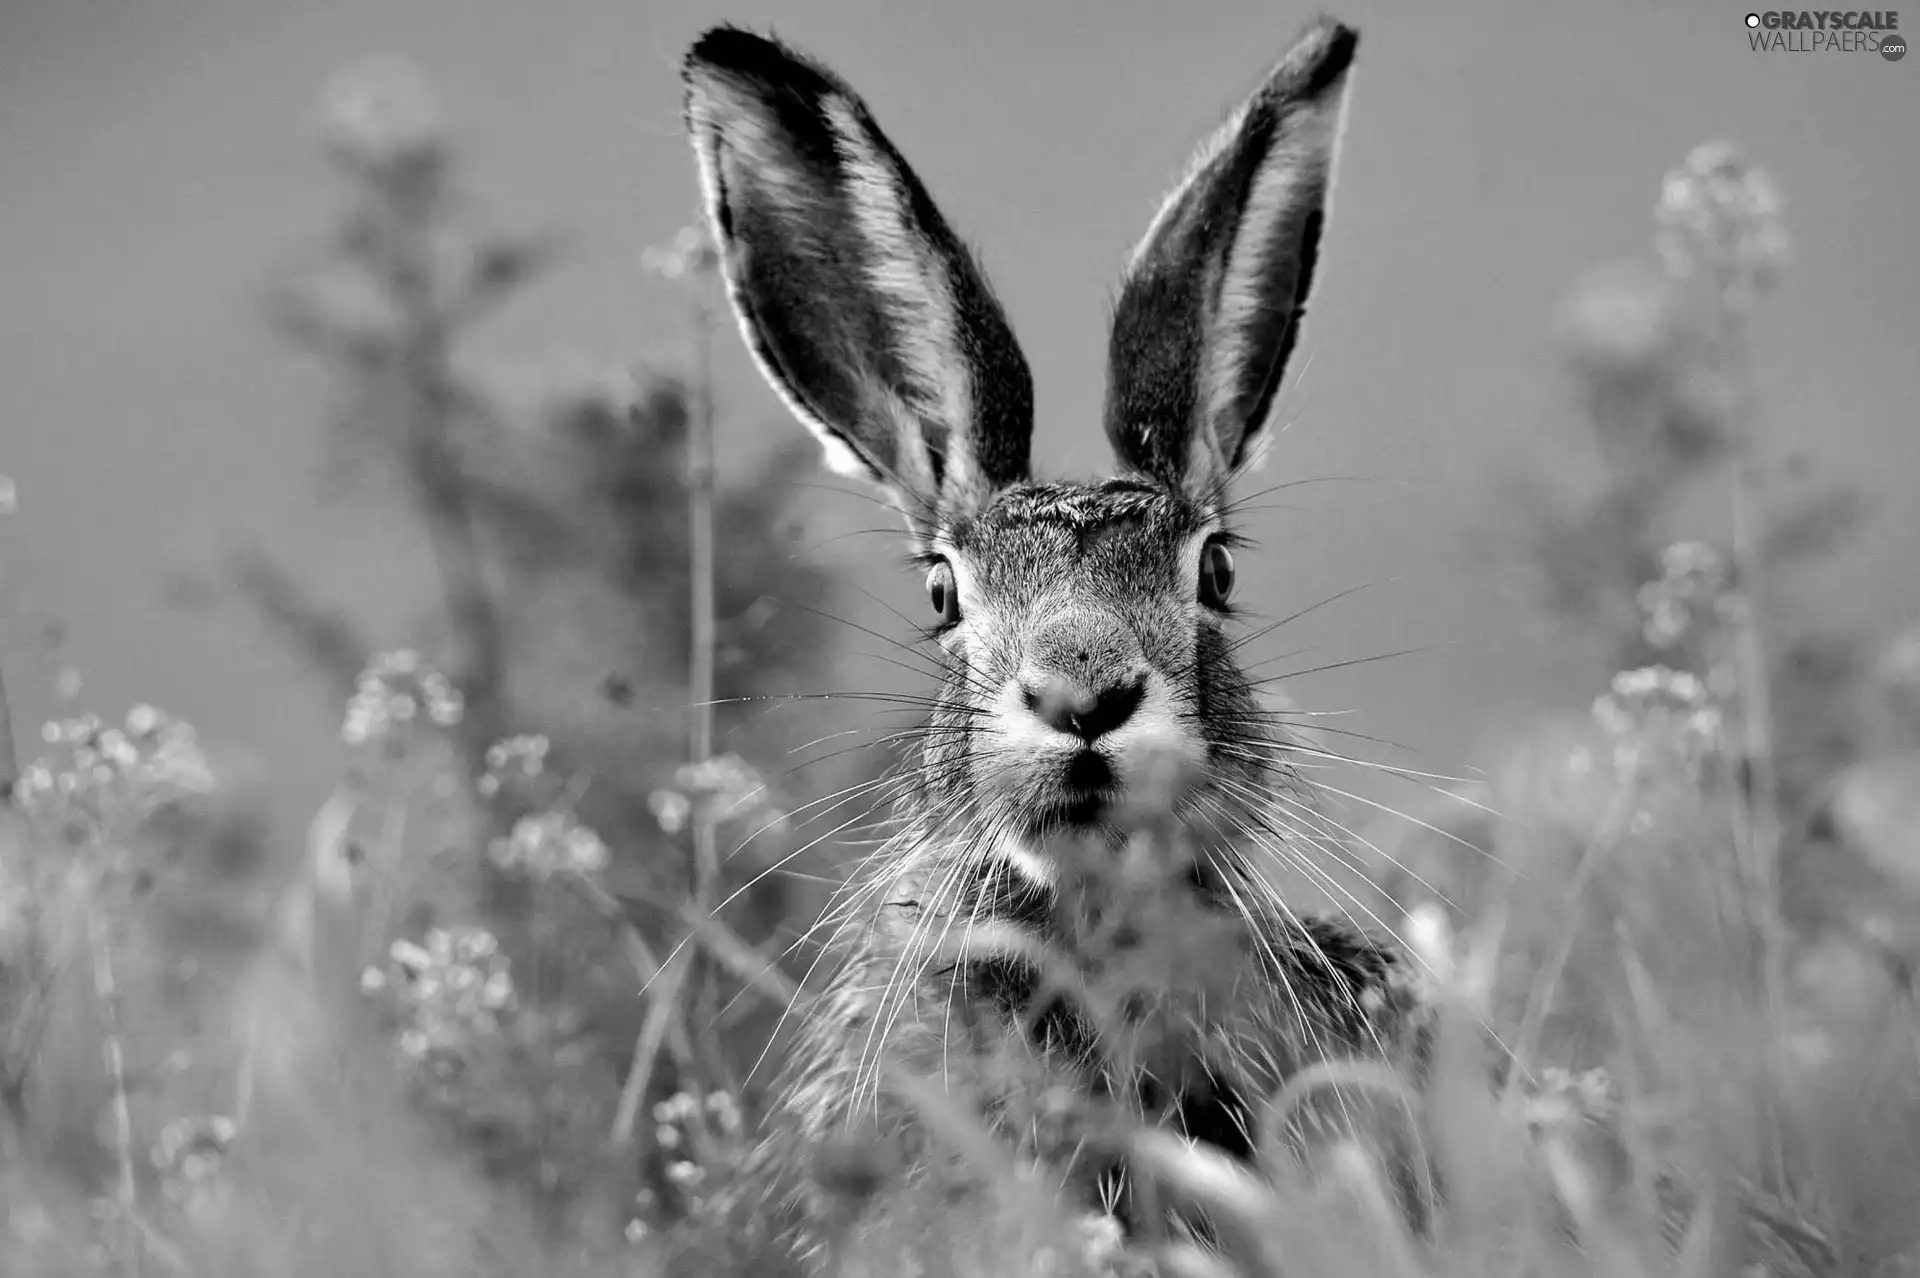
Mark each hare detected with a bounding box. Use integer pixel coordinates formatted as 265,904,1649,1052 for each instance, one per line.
679,14,1429,1269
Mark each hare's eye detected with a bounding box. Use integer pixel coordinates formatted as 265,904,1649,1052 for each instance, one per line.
926,561,961,624
1199,542,1235,609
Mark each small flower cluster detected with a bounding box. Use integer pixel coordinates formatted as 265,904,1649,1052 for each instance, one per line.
1592,665,1723,775
477,732,614,880
639,1088,747,1226
150,1114,238,1203
362,926,514,1063
477,732,550,798
1636,539,1738,649
1655,142,1790,304
647,753,784,837
341,649,464,747
487,809,610,880
640,224,719,282
654,1087,742,1148
1518,1066,1632,1230
1523,1066,1620,1130
14,704,215,820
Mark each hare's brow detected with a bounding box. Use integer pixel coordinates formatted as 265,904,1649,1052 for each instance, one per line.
969,483,1212,533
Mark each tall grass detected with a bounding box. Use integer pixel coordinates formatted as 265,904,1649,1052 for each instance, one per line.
2,60,1917,1278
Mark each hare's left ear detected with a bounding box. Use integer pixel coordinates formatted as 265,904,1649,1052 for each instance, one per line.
682,27,1033,537
1105,18,1358,497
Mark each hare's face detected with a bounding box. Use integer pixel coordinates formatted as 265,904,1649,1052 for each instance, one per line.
683,18,1356,866
930,481,1239,840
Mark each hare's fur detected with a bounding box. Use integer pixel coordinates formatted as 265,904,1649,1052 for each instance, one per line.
679,13,1426,1266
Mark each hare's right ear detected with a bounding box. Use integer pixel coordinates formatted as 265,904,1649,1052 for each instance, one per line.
1105,18,1358,499
682,28,1034,535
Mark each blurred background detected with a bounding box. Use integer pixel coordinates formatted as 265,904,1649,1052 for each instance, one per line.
5,0,1915,818
2,0,1917,1274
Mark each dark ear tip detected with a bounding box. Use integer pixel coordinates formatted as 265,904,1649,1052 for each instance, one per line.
685,25,778,77
682,25,852,134
1287,16,1361,95
691,24,771,66
683,24,837,93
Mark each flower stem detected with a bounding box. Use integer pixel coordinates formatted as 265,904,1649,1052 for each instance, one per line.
685,292,734,1095
0,655,17,802
88,899,143,1278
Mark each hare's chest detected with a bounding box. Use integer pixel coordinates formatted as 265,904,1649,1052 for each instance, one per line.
780,879,1428,1244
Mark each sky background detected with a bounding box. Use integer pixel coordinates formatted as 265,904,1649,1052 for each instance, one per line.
2,0,1916,830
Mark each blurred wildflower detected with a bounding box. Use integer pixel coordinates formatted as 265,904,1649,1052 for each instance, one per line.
1556,259,1679,389
652,1091,701,1128
150,1114,238,1200
145,1115,240,1229
1637,539,1737,649
1593,664,1723,775
648,753,785,838
317,56,445,181
477,732,549,798
1529,1065,1619,1124
342,649,464,746
487,809,610,879
648,1089,750,1218
1553,257,1737,466
1555,143,1789,480
648,788,691,836
369,924,515,1065
640,224,719,282
1522,1066,1626,1230
676,754,758,802
14,704,214,823
1655,142,1790,305
704,1088,741,1136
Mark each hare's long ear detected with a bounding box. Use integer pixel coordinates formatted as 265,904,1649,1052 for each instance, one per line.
1105,18,1357,497
683,28,1033,534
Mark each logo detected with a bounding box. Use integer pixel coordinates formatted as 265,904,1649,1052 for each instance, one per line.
1745,10,1905,56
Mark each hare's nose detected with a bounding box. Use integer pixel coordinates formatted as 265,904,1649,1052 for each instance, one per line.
1023,675,1146,742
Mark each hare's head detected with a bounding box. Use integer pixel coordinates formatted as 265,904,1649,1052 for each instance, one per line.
683,19,1358,881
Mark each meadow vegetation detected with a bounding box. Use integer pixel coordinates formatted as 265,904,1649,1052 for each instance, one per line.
2,59,1917,1278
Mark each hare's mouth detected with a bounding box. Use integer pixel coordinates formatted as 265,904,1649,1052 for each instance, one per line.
1024,748,1117,831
